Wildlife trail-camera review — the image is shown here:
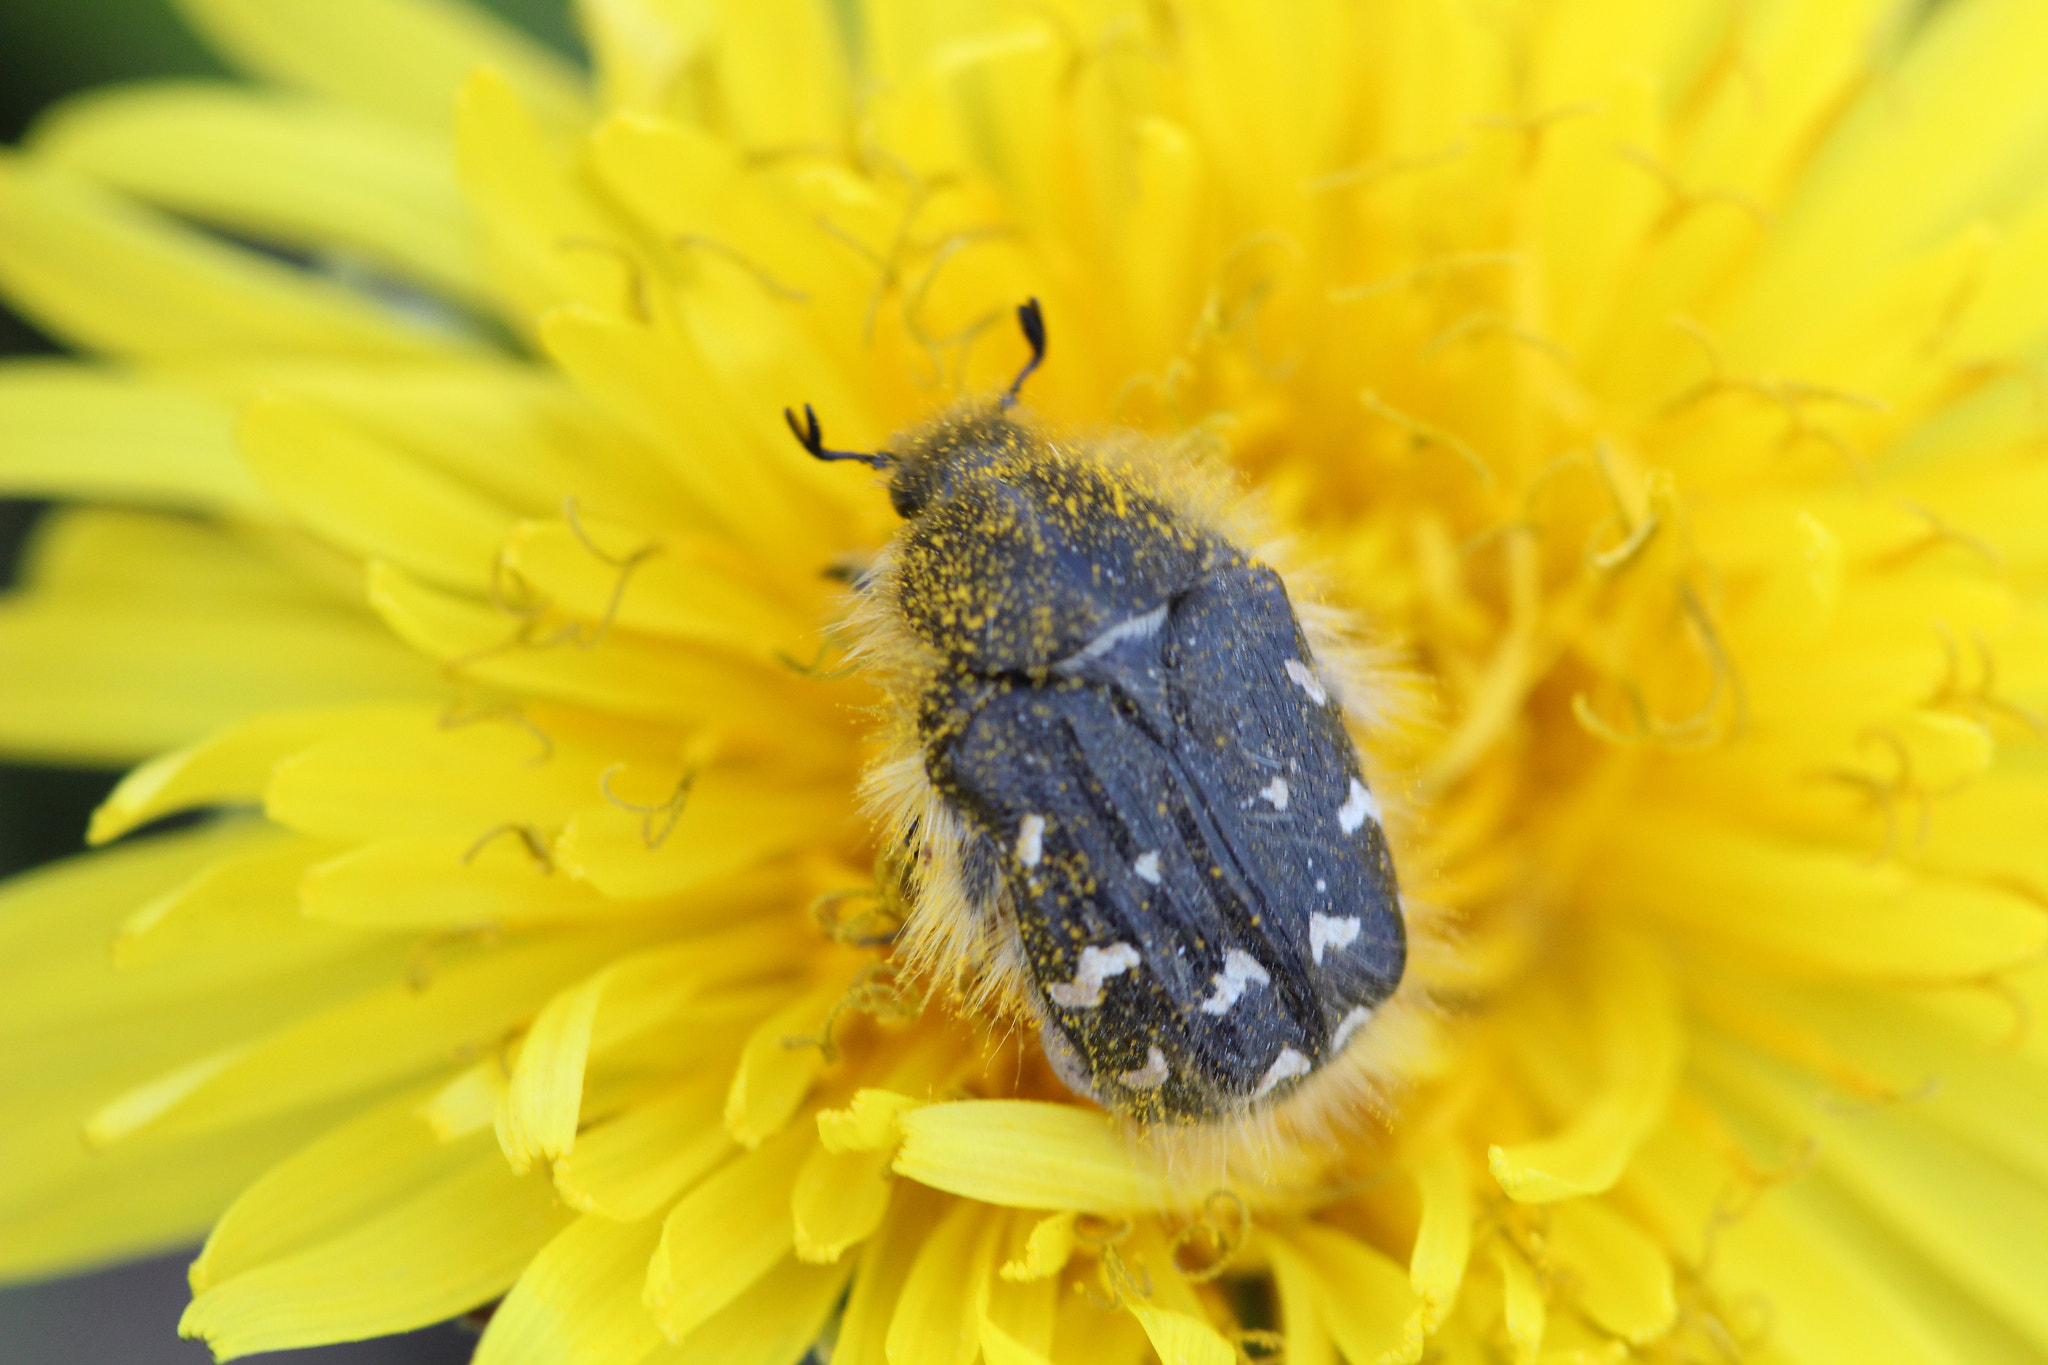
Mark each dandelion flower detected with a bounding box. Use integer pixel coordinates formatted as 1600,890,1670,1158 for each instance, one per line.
4,1,2048,1362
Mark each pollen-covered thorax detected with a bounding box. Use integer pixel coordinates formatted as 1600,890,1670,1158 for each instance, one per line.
888,408,1226,674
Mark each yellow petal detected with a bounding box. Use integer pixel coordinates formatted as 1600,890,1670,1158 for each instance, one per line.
0,826,371,1279
19,506,319,610
1719,0,2048,371
0,361,267,511
979,1313,1057,1365
891,1100,1166,1213
1587,811,2047,980
0,153,473,361
238,357,693,523
985,1254,1059,1356
1546,1199,1676,1345
1716,1156,2033,1365
263,702,637,842
643,1123,811,1341
112,825,343,968
300,835,642,931
0,528,435,766
367,560,831,742
31,82,488,307
725,981,845,1148
1487,1242,1546,1365
174,0,586,138
1283,1223,1420,1365
1701,1033,2048,1354
1407,1142,1475,1330
420,1062,503,1143
456,69,632,325
703,0,849,148
833,1183,946,1365
189,1088,466,1293
1045,1289,1154,1365
502,514,812,660
181,1137,570,1360
555,769,849,901
1126,1301,1236,1365
1490,928,1681,1202
885,1198,999,1365
1267,1232,1337,1365
536,303,852,569
86,927,658,1144
663,1252,854,1365
998,1211,1076,1283
552,1075,733,1221
818,1088,925,1154
504,931,790,1171
241,395,517,593
791,1142,895,1264
0,1108,330,1283
90,705,399,845
472,1214,664,1365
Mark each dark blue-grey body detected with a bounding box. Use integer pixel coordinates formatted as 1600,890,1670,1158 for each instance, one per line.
896,415,1407,1124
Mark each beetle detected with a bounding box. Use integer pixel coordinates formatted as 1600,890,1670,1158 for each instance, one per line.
786,300,1405,1125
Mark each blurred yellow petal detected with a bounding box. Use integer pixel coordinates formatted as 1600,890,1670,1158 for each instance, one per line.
1590,813,2047,980
0,528,435,764
1407,1143,1474,1330
301,835,639,931
472,1214,664,1365
86,927,656,1144
0,155,475,361
31,82,489,307
662,1253,854,1365
190,1090,469,1293
885,1199,999,1365
181,1136,570,1360
643,1124,811,1340
174,0,586,137
1281,1223,1419,1365
89,706,394,844
0,362,267,511
1547,1199,1676,1345
242,395,517,593
111,825,342,968
1126,1300,1236,1365
1491,928,1681,1202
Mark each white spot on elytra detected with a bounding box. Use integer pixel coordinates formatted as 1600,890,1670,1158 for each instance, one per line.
1283,658,1328,705
1053,604,1169,675
1015,814,1046,868
1315,878,1328,894
1198,949,1270,1016
1133,850,1162,884
1047,942,1140,1009
1118,1045,1170,1090
1331,1005,1373,1051
1309,913,1362,964
1337,779,1378,834
1257,776,1290,811
1254,1046,1313,1098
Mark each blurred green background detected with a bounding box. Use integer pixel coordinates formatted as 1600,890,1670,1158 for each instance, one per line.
0,2,576,1360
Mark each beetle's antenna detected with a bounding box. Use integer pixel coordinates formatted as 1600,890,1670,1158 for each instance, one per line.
783,403,890,469
1002,297,1047,408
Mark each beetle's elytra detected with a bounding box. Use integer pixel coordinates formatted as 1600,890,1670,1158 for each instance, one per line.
788,301,1406,1125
